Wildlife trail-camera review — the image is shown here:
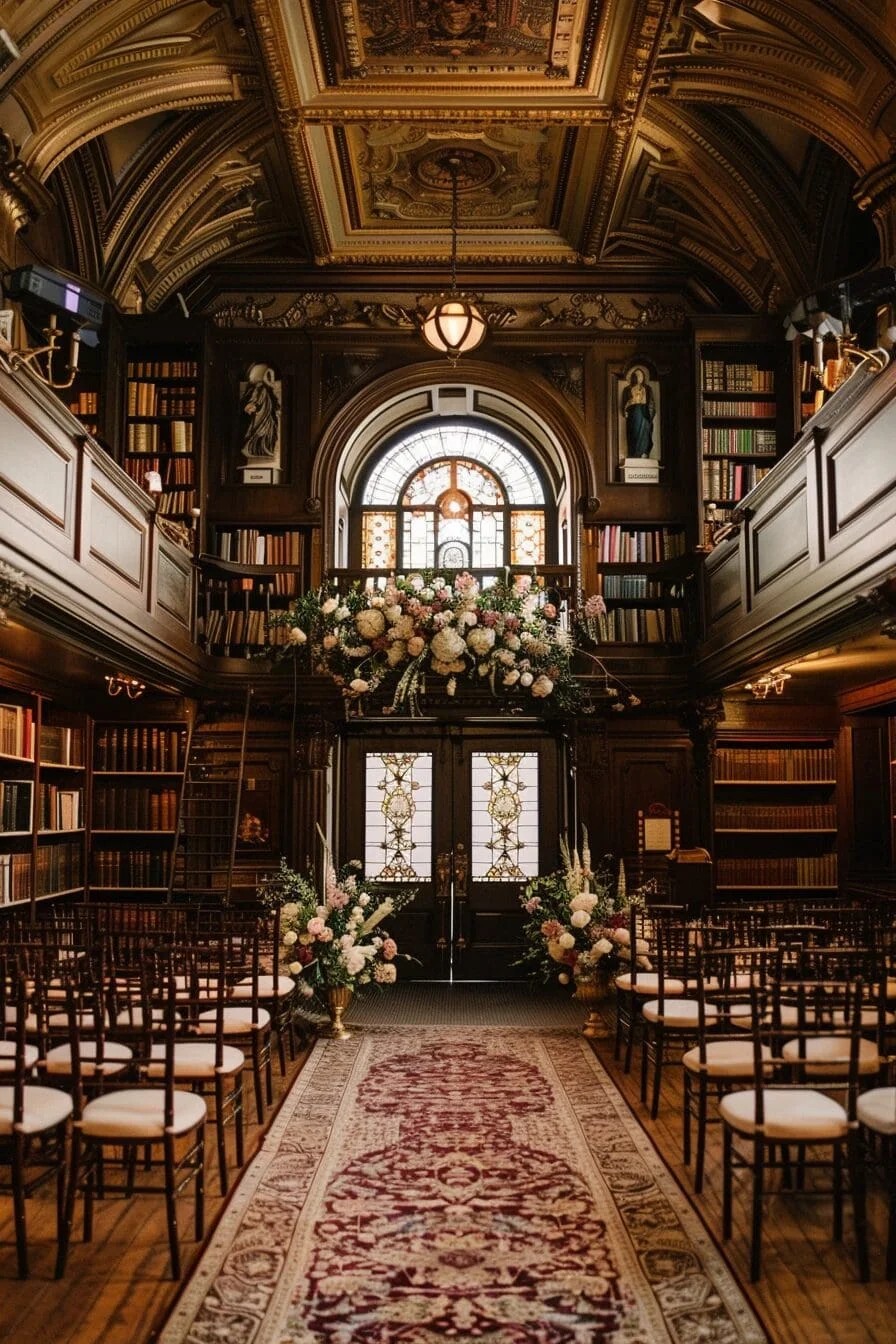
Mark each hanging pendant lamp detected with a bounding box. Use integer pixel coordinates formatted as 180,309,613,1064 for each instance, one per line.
419,153,487,364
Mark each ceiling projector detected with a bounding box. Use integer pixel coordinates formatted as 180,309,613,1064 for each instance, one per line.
4,264,105,326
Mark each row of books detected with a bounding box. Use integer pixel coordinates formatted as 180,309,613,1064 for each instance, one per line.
36,841,82,896
594,574,681,599
94,726,186,773
68,390,98,415
715,803,837,829
157,489,196,516
701,428,777,455
203,574,300,600
39,723,85,766
716,855,838,886
0,703,33,758
91,849,171,888
123,456,194,487
1,779,32,832
126,359,198,378
589,606,684,643
702,460,772,502
200,608,270,648
701,398,776,418
127,382,197,417
715,747,836,780
216,529,304,566
126,421,194,454
702,361,774,392
0,852,31,903
38,783,83,831
595,527,685,563
92,786,178,831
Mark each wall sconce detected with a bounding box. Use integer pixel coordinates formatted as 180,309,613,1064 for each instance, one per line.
105,673,146,699
9,312,83,389
744,668,791,699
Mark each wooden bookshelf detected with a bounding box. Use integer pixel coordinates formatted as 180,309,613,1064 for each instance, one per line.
122,346,200,519
89,721,188,897
0,693,89,909
584,524,691,646
712,738,839,897
695,322,794,545
197,525,309,657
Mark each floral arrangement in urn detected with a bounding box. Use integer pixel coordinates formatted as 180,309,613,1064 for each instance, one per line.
515,831,649,990
269,569,638,717
258,840,416,1000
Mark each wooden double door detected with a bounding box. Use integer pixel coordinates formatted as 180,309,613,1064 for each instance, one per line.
341,725,564,980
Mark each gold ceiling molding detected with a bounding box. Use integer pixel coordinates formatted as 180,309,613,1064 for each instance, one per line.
0,130,54,233
579,0,673,257
205,287,689,331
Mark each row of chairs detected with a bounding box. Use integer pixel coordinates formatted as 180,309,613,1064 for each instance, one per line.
1,904,308,1279
608,899,896,1281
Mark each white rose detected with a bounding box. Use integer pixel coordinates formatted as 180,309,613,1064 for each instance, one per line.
636,938,650,955
370,595,385,608
430,627,466,664
558,972,571,985
595,937,614,956
287,961,303,975
612,928,631,946
359,893,370,907
558,931,576,950
407,636,425,656
570,910,591,929
547,939,566,962
335,605,350,620
466,626,495,655
281,902,298,918
288,626,307,645
349,677,370,695
570,893,598,912
355,608,386,639
282,930,298,946
502,669,520,686
352,905,364,918
384,604,403,623
519,671,533,688
321,598,338,615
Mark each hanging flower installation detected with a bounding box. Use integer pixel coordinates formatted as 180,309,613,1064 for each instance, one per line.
268,570,641,717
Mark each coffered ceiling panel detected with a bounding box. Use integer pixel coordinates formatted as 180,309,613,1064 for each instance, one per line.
0,0,892,309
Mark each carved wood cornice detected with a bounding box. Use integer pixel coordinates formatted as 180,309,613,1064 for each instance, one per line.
0,131,54,233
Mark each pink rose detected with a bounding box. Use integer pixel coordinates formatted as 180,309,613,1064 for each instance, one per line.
382,938,398,960
307,916,327,937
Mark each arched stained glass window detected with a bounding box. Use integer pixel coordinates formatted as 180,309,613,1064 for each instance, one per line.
359,424,547,573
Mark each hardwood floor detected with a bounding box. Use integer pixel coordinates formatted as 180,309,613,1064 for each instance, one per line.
1,1002,895,1343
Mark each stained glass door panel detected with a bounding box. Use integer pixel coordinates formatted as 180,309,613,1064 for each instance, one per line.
342,728,563,981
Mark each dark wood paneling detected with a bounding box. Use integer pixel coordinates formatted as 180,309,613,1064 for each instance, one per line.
707,546,742,622
751,482,808,593
827,412,896,533
0,400,76,541
847,719,890,871
156,547,191,626
88,481,146,588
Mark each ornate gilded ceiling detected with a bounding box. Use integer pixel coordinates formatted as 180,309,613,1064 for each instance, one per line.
0,0,893,312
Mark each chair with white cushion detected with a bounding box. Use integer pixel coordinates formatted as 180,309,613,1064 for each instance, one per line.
857,1085,896,1278
148,940,244,1194
719,976,870,1282
613,903,685,1074
682,945,782,1193
639,916,701,1117
0,966,73,1279
58,962,206,1281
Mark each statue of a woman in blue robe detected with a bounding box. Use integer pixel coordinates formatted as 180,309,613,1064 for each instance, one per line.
622,368,656,458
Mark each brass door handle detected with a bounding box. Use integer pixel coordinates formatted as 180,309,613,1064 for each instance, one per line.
454,841,468,951
435,850,450,950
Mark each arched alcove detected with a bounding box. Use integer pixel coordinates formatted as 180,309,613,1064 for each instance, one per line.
309,361,593,572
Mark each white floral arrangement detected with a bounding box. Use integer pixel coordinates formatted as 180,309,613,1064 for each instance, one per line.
258,834,415,994
270,569,638,717
516,830,649,987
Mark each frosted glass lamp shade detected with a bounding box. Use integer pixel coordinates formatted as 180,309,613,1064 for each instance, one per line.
421,296,487,361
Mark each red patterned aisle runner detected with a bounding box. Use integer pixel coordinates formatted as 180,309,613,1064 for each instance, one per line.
159,1028,766,1344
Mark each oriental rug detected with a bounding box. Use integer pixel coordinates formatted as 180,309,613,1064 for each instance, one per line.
158,1028,767,1344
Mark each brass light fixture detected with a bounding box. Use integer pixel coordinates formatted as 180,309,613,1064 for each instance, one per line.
105,673,146,700
744,668,791,699
419,153,487,364
9,311,83,389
